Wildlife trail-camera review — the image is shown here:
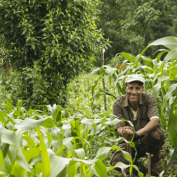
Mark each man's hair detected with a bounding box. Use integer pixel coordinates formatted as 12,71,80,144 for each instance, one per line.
125,81,144,88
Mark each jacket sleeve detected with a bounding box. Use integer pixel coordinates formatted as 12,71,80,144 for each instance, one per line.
113,99,126,130
146,94,159,119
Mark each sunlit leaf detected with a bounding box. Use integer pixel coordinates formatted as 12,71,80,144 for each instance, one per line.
94,160,108,177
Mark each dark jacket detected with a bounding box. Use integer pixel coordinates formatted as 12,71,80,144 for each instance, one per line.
113,92,159,131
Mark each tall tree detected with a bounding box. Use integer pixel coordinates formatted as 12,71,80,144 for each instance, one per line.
0,0,107,107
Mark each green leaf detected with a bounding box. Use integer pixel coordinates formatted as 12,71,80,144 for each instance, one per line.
48,149,70,177
14,118,49,130
24,148,40,162
122,150,132,163
11,161,26,177
67,160,76,177
75,148,85,160
0,172,6,177
169,66,177,75
41,118,54,128
0,143,9,158
120,52,135,63
94,160,108,177
167,148,177,168
36,127,51,177
0,150,3,171
1,128,30,171
148,36,177,50
95,147,111,160
90,68,100,75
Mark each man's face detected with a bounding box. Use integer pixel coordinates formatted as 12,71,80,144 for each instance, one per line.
125,82,144,104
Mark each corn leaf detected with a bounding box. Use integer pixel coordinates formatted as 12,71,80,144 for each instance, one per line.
36,127,51,177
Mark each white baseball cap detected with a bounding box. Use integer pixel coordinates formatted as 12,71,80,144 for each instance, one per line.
125,74,145,84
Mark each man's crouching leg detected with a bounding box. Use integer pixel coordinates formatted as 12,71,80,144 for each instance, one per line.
149,127,165,175
110,143,130,174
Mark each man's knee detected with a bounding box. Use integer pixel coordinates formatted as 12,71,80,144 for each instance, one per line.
110,151,129,166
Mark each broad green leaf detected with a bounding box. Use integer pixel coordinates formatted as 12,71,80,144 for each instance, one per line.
24,148,40,162
132,165,144,177
75,148,85,160
11,161,26,177
120,52,135,63
67,160,76,177
48,149,70,177
14,118,49,130
94,160,108,177
122,150,132,163
90,68,100,75
41,118,54,128
108,162,129,172
3,155,12,174
163,83,177,103
102,65,117,77
169,66,177,75
47,104,62,123
1,128,30,171
22,135,36,148
167,148,177,168
63,138,75,156
0,111,6,123
62,124,71,137
168,110,177,149
95,147,111,160
148,36,177,50
1,143,9,158
36,127,51,177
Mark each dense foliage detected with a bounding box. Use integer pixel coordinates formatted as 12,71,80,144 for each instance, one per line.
0,0,107,108
96,0,177,65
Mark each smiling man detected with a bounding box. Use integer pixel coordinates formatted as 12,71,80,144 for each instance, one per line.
110,74,164,175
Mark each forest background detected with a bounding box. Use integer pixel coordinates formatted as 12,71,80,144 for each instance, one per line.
96,0,177,67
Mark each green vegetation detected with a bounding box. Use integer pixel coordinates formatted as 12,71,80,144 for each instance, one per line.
0,0,177,176
0,36,177,176
96,0,177,65
0,0,108,108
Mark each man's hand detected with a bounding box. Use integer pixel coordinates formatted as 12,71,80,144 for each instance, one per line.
118,126,135,140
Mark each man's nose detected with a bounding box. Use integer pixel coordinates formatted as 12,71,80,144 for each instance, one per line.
132,88,136,94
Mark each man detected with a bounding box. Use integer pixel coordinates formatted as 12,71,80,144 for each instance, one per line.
110,74,164,175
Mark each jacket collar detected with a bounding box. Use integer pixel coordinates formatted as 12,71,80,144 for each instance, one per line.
122,92,145,107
